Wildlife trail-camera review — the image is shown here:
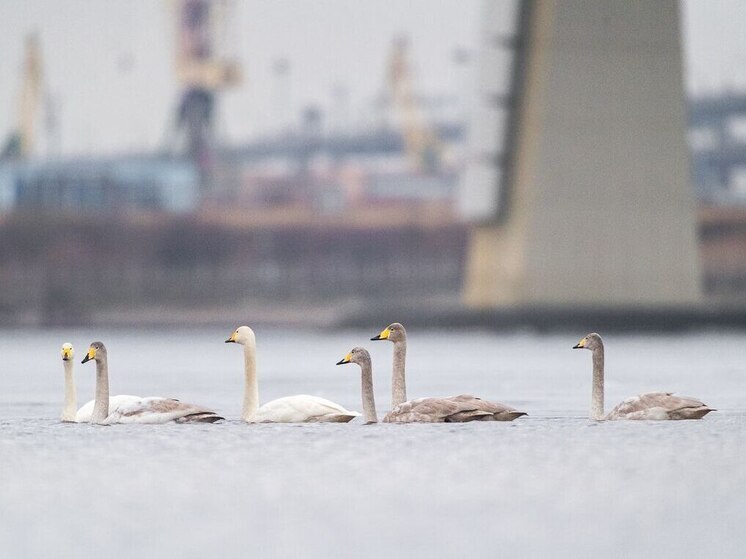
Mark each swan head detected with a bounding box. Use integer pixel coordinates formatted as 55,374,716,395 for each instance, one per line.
225,325,255,346
336,346,371,367
61,343,74,361
370,322,406,343
573,332,603,351
81,341,106,364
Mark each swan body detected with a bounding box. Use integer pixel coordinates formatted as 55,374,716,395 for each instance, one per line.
226,326,359,423
605,392,713,421
76,395,219,423
252,395,360,423
383,394,526,423
80,341,223,424
573,333,714,421
371,323,526,422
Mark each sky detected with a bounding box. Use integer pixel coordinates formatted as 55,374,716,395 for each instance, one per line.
0,0,745,157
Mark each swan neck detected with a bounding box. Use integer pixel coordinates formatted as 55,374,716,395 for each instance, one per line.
242,341,259,422
591,345,605,420
391,338,407,408
62,360,77,422
92,356,110,424
360,358,378,424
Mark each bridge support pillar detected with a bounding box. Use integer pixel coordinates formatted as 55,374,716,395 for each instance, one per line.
463,0,702,309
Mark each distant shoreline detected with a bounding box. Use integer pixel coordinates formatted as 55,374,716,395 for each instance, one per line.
4,299,746,332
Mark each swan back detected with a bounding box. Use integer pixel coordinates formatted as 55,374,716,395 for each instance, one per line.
104,397,223,424
606,392,714,420
383,396,518,423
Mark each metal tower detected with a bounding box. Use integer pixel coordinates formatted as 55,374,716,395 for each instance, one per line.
170,0,241,180
2,33,43,159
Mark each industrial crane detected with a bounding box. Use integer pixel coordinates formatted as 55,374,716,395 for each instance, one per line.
387,35,441,173
2,33,43,159
169,0,241,180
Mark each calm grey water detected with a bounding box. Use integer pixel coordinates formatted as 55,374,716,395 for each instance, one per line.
1,327,744,558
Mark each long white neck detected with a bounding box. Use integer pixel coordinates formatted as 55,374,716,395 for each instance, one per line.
241,339,259,422
591,345,605,421
359,358,378,424
61,359,77,422
391,338,407,408
92,356,110,424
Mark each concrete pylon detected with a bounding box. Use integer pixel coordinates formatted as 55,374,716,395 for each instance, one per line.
461,0,702,309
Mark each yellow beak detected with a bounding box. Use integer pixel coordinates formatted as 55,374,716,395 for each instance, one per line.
336,352,352,365
371,327,390,341
573,337,587,349
82,347,96,363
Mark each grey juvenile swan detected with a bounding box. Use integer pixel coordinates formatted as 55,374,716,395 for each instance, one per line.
572,332,714,420
337,346,520,423
370,322,526,421
81,341,223,424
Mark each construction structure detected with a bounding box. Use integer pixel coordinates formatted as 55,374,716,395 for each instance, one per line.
1,33,43,160
387,36,442,173
460,0,703,309
169,0,241,182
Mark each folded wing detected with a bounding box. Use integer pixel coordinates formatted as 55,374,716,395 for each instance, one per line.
606,392,714,420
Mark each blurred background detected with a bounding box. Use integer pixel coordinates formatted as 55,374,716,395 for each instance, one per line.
1,0,745,328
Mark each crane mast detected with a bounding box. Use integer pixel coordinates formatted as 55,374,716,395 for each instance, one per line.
2,33,43,159
171,0,241,182
387,35,441,173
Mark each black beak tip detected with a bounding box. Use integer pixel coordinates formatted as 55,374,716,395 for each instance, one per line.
370,335,380,341
225,339,234,343
572,344,581,349
336,359,347,366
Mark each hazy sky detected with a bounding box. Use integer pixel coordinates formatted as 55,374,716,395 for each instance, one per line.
0,0,745,157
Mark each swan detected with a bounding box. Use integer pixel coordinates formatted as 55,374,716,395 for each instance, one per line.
572,332,714,420
370,322,526,421
80,341,223,424
60,342,144,423
225,325,360,423
335,348,378,424
337,347,516,423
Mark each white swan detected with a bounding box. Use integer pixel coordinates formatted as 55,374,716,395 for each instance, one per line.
370,323,526,421
226,326,360,423
80,341,223,424
337,347,513,423
572,333,714,420
60,342,142,423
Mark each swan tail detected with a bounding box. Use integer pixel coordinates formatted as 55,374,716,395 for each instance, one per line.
313,412,360,423
175,412,225,423
445,409,494,422
493,410,528,421
669,406,715,420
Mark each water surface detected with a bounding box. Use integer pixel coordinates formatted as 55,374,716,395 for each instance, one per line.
1,328,744,558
